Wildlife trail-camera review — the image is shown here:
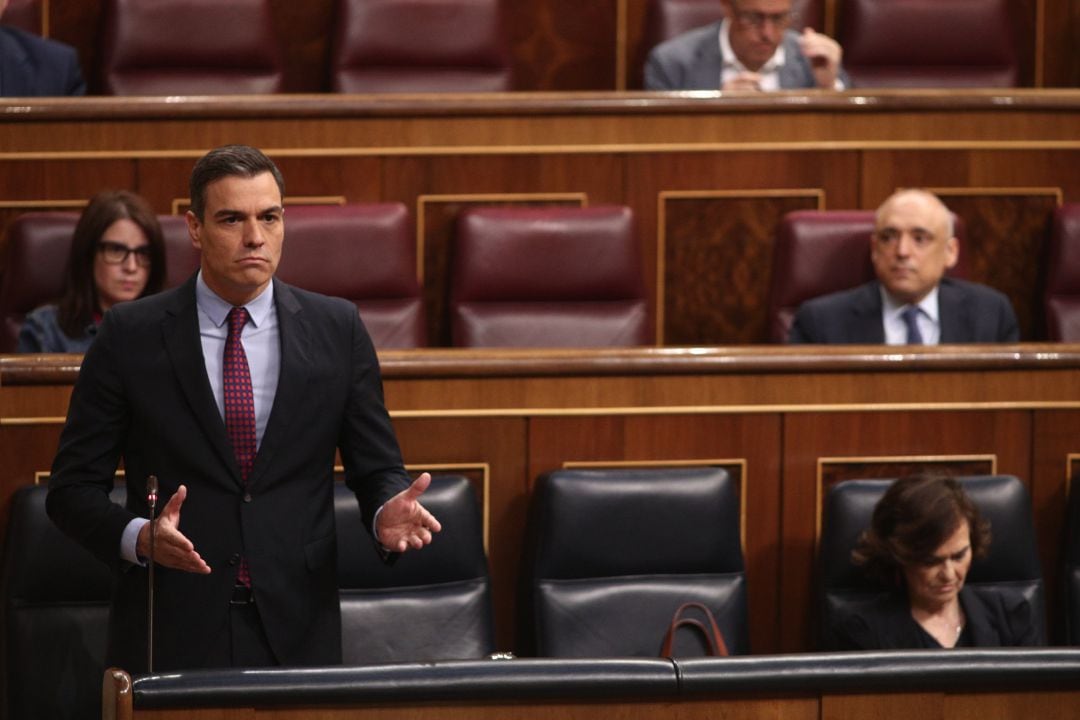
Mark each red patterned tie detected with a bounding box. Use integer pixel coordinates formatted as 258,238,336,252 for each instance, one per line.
224,306,255,586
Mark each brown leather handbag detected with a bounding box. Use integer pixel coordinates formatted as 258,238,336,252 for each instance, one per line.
660,602,730,657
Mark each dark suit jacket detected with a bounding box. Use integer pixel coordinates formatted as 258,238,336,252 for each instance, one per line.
788,278,1020,344
644,22,847,91
0,25,85,96
46,276,411,672
830,586,1042,650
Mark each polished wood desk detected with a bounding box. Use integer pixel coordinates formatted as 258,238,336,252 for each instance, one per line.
3,91,1078,344
4,345,1080,654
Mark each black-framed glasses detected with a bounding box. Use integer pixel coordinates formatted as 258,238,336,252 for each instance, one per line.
731,7,796,29
98,240,152,267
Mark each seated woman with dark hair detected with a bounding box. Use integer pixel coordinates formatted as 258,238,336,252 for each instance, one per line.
17,190,166,353
833,474,1041,649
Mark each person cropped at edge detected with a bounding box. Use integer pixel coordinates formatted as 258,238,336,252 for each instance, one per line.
789,189,1019,344
46,144,441,673
0,0,85,96
644,0,846,91
17,190,166,353
830,474,1041,649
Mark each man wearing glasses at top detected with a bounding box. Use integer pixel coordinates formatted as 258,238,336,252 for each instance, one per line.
645,0,846,91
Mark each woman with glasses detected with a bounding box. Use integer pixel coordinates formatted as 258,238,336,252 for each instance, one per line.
17,190,166,352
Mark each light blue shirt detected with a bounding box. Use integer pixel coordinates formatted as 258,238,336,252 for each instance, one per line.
121,274,281,562
881,285,941,345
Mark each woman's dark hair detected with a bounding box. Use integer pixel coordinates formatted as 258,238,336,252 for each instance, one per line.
188,144,285,221
56,190,166,337
851,474,991,588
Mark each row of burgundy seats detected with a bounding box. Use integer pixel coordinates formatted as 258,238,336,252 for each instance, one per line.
0,203,649,352
101,0,511,95
646,0,1021,88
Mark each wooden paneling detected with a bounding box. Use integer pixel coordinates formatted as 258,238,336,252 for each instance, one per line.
505,0,619,90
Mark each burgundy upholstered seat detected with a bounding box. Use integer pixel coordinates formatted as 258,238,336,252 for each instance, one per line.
0,212,78,352
1044,204,1080,341
100,0,285,95
330,0,511,93
767,209,967,343
274,203,426,349
157,215,201,289
838,0,1019,88
451,206,649,348
0,0,40,32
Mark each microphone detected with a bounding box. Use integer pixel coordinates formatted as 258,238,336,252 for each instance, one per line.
146,475,158,673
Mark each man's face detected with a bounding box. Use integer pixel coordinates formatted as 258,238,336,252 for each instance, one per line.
722,0,794,71
871,192,958,305
186,172,284,306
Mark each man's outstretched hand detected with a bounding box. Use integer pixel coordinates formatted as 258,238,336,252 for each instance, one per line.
136,484,211,574
376,472,442,553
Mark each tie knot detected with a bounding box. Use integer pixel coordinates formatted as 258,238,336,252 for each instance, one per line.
227,307,249,337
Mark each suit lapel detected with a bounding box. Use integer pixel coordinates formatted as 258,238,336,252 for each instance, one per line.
848,282,886,343
938,279,971,342
247,280,312,487
161,277,242,487
690,22,724,89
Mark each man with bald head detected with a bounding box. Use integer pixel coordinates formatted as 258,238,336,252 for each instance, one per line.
788,189,1019,344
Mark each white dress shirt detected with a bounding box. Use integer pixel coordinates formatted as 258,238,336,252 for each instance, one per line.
881,285,942,345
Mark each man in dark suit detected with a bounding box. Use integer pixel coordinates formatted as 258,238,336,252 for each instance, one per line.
0,0,85,96
789,189,1019,344
47,145,440,673
644,0,844,91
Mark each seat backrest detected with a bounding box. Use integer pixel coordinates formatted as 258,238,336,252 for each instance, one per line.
642,0,822,58
158,215,200,289
0,484,124,720
330,0,512,93
838,0,1019,88
526,467,748,657
335,475,495,663
100,0,285,95
768,209,969,342
819,475,1046,649
275,203,425,348
1044,204,1080,342
0,212,78,352
1065,478,1080,645
0,0,40,32
451,205,648,347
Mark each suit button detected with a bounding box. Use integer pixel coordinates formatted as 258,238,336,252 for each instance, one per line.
229,554,239,566
243,492,252,503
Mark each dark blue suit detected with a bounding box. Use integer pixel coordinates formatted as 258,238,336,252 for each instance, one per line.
47,276,411,672
789,277,1020,344
0,25,85,97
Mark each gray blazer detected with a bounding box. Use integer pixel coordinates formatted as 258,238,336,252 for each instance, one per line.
644,21,844,91
788,277,1020,344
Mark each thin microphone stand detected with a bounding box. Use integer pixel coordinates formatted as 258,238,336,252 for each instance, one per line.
146,475,158,674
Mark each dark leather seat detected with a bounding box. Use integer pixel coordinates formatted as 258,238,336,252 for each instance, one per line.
525,467,748,657
1065,477,1080,644
335,475,495,663
100,0,285,95
642,0,822,60
450,205,648,347
157,215,201,289
1044,204,1080,341
275,203,426,348
0,483,124,720
838,0,1019,88
767,209,968,342
329,0,512,93
0,212,78,352
818,475,1046,650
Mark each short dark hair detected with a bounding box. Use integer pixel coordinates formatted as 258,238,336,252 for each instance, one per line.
57,190,166,337
851,474,991,588
188,145,285,220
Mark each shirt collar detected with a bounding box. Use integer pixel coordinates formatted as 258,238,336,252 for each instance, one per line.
880,283,941,324
718,18,786,75
195,271,275,329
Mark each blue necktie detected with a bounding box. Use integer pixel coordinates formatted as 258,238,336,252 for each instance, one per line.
902,305,924,345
